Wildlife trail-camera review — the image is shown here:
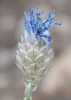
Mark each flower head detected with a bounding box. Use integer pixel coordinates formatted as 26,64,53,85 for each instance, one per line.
16,7,62,89
24,7,62,54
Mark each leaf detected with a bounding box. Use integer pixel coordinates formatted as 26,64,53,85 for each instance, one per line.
29,63,41,73
26,42,32,51
21,35,24,43
15,63,22,70
48,48,53,56
19,49,26,58
27,48,40,60
33,40,40,48
34,53,44,65
24,56,33,67
18,42,23,49
35,63,41,71
16,55,22,67
40,46,47,54
29,63,35,70
44,57,51,67
27,48,34,60
51,53,54,60
38,67,45,75
24,66,31,73
34,49,40,58
44,48,53,60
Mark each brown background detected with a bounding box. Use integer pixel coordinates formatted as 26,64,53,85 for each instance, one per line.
0,0,71,100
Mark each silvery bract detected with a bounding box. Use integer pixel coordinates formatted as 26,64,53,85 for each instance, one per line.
16,32,54,89
15,7,61,100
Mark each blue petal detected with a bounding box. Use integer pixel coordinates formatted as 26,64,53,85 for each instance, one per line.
49,21,62,28
49,10,57,20
29,7,34,16
24,11,29,20
41,30,51,37
35,8,44,16
40,37,51,45
48,36,51,42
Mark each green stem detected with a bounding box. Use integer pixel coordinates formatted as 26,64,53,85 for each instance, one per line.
24,78,35,100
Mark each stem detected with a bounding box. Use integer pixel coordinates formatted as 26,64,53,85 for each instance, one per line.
24,78,35,100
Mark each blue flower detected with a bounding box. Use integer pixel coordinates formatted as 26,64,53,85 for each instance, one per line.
24,7,62,54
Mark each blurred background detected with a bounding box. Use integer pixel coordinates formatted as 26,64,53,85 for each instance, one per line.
0,0,71,100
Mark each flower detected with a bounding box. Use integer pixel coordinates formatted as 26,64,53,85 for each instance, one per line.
24,7,62,54
16,7,62,90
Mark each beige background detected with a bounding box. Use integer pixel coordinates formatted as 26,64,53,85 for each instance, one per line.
0,0,71,100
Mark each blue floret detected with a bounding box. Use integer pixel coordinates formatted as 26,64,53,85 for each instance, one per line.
24,7,62,54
